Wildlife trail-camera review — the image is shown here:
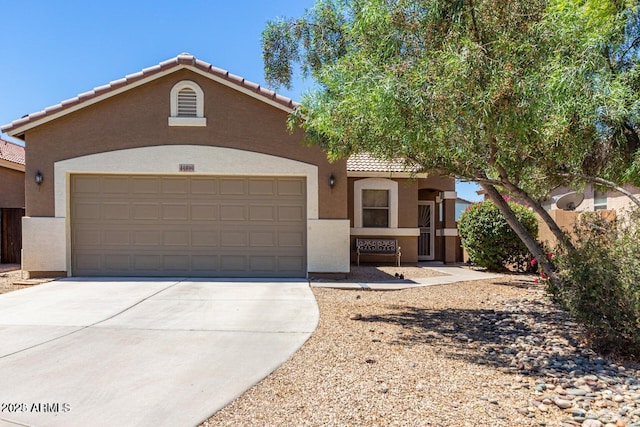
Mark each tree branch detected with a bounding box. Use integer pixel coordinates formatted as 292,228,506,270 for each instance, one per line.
483,149,575,252
500,178,576,252
557,173,640,208
618,34,640,68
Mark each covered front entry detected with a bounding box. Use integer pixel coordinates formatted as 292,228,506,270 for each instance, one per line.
418,201,435,261
70,174,307,277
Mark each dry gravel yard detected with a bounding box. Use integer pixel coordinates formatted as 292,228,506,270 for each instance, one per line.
204,273,640,427
2,264,638,426
0,266,30,294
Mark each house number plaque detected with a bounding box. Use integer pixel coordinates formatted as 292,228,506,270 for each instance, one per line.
179,164,195,172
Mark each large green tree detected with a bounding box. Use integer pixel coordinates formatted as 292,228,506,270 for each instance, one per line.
541,0,640,195
262,0,640,279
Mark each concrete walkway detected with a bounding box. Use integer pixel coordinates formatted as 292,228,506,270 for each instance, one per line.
311,264,503,290
0,278,318,427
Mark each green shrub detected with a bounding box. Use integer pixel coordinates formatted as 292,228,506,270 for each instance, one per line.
552,209,640,357
458,199,538,271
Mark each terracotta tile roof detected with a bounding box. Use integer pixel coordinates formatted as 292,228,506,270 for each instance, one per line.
1,53,299,137
0,138,25,165
347,153,420,173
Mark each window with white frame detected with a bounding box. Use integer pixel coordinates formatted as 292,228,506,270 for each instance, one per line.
353,178,398,229
594,190,607,210
169,80,206,127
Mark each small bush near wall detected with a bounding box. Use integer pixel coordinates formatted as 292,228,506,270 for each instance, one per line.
552,209,640,357
458,199,538,271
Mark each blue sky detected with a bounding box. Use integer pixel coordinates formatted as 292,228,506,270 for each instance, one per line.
0,0,481,201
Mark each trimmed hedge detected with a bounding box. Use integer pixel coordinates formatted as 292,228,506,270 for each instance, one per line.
458,199,538,271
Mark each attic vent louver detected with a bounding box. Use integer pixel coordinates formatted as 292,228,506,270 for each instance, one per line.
177,88,198,117
169,80,206,127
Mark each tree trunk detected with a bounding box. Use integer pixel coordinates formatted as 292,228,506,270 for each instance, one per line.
499,181,576,253
480,183,556,280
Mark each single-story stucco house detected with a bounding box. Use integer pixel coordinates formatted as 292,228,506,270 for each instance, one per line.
1,53,459,278
0,138,25,264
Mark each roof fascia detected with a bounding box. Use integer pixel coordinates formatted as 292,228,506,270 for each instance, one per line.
0,158,25,172
6,64,293,138
186,66,294,113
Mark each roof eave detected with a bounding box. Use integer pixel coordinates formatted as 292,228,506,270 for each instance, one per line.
0,158,25,172
1,56,298,138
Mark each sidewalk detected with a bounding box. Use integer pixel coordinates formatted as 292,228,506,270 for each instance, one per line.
310,263,503,290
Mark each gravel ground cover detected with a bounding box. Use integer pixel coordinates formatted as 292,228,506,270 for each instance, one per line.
204,276,640,427
0,268,30,294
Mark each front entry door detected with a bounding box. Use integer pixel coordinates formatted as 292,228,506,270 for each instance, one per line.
418,201,435,261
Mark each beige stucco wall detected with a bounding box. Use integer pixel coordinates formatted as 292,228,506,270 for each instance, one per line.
308,219,351,273
608,191,640,213
22,217,66,273
537,209,617,249
0,166,25,208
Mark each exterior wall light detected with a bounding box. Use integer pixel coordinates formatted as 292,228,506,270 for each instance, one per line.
329,173,336,188
35,170,43,185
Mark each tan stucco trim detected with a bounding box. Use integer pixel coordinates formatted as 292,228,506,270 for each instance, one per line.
170,80,205,118
353,178,399,228
443,191,457,200
168,117,207,127
54,145,319,219
436,228,459,237
0,159,25,172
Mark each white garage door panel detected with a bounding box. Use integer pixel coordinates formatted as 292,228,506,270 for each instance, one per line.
71,175,306,277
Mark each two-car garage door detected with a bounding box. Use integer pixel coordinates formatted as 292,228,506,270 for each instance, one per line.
71,174,307,277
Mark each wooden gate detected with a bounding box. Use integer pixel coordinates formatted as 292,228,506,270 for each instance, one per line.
1,208,24,264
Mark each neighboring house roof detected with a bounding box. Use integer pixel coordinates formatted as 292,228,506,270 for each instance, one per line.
456,197,474,205
0,138,25,171
347,153,423,176
455,197,474,221
1,53,299,139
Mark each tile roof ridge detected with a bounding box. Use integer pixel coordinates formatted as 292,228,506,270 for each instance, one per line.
1,53,299,137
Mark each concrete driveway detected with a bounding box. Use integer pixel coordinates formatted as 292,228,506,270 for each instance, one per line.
0,278,318,427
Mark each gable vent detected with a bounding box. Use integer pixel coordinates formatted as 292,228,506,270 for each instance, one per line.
177,88,198,117
169,80,206,126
